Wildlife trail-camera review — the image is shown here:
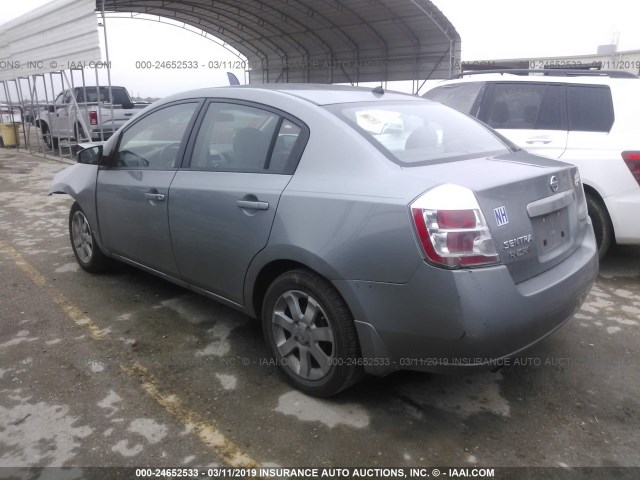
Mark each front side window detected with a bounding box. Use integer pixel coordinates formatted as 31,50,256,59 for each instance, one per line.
190,103,283,172
112,102,198,169
567,85,614,132
328,101,510,166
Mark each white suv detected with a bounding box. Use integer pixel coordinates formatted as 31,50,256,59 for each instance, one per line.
424,69,640,258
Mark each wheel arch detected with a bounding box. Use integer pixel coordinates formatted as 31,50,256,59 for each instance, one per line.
583,183,616,257
48,164,106,254
582,183,604,202
583,183,615,235
246,249,348,321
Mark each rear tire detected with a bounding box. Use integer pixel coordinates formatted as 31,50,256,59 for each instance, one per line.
586,193,613,259
261,269,364,397
69,202,110,272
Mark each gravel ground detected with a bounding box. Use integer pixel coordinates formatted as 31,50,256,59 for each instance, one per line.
0,149,638,479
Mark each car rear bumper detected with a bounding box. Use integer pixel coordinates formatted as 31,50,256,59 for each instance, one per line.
335,223,598,376
605,188,640,244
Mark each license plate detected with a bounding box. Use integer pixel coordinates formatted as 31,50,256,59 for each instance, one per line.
533,207,570,256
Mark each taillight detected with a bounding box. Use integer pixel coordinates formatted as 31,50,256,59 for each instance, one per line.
89,111,98,125
622,151,640,185
573,168,588,221
410,184,500,269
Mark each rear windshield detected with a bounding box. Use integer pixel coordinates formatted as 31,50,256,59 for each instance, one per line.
326,100,509,166
76,87,131,105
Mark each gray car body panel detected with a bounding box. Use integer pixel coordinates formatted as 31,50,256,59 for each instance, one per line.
49,85,598,377
338,224,597,375
97,168,180,276
169,171,292,305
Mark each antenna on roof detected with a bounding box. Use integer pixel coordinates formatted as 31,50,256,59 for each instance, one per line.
372,86,384,96
227,72,240,86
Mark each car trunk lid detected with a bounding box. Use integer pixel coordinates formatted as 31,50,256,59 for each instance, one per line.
404,151,589,283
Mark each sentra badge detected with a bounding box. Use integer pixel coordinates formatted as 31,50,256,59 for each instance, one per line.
503,234,533,249
503,234,533,259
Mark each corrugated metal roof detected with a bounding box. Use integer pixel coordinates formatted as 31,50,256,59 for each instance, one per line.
0,0,101,81
102,0,461,84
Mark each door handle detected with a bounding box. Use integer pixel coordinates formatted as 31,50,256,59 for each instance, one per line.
525,137,552,144
145,192,165,202
237,200,269,210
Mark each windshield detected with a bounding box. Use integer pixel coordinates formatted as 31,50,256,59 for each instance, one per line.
326,100,510,166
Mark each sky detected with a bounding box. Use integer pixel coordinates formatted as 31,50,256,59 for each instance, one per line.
431,0,640,59
1,0,640,97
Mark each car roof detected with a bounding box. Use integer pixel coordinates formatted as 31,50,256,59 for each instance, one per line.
162,84,418,106
432,73,639,87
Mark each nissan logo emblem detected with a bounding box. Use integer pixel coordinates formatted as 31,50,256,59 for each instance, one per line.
549,175,559,192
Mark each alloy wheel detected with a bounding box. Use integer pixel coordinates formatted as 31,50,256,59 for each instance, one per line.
271,290,335,381
71,210,93,264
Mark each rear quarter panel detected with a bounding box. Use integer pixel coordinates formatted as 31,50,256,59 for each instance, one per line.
243,96,428,298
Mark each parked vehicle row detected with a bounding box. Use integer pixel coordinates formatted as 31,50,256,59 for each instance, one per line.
424,69,640,258
49,84,598,396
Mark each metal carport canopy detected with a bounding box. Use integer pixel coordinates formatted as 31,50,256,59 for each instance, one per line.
101,0,460,85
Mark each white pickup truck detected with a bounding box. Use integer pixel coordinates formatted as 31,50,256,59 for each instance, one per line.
36,86,148,149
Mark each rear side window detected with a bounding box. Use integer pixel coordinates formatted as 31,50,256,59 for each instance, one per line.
536,84,563,130
424,82,485,115
189,103,306,174
567,85,614,132
327,101,509,166
269,119,303,173
482,83,563,130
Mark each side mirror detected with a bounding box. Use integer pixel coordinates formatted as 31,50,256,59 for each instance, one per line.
47,105,55,113
77,145,103,165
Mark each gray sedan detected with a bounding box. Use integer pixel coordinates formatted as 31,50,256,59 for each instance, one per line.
49,85,598,397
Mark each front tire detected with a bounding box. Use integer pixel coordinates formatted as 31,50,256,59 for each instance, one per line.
74,123,87,142
69,202,110,272
41,124,58,150
262,269,364,397
586,193,613,259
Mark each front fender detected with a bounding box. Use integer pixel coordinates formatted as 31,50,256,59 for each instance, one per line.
49,163,105,251
48,163,98,197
